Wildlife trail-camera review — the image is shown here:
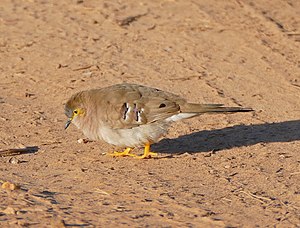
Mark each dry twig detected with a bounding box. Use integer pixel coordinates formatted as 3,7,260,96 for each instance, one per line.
239,190,272,203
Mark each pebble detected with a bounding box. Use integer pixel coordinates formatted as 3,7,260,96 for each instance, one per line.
2,206,16,215
8,157,20,164
1,181,20,190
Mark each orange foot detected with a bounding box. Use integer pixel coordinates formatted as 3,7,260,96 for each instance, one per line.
110,148,135,157
136,143,158,159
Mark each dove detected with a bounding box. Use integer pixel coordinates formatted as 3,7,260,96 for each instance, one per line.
65,83,252,158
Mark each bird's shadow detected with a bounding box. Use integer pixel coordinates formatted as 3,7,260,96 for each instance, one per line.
152,120,300,154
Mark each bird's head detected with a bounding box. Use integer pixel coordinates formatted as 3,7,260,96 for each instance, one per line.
64,92,86,129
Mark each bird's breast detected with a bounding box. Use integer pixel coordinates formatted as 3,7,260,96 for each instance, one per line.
96,123,169,147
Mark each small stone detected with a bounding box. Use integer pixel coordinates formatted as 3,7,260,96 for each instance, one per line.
56,63,68,69
77,138,90,143
82,71,93,77
77,138,84,143
1,182,11,189
1,181,20,190
8,157,20,164
81,168,88,172
2,206,16,215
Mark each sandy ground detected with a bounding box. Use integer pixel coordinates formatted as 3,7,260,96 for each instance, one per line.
0,0,299,227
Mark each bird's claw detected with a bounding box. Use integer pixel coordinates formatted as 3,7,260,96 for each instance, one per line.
109,148,134,157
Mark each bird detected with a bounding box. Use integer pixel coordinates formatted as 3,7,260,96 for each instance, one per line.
64,83,252,159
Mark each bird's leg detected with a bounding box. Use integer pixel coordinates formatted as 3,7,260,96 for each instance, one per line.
136,143,157,159
110,147,135,157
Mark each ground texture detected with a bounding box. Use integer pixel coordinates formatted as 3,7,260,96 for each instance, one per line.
0,0,299,227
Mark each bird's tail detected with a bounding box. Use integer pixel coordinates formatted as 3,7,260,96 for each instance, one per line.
181,103,253,114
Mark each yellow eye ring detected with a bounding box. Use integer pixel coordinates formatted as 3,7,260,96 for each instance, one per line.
73,110,78,115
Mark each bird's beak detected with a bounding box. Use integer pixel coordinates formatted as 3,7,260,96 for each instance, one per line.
65,118,72,130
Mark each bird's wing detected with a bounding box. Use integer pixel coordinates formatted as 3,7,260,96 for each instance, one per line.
92,83,185,129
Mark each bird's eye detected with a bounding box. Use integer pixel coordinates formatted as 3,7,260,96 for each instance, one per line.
73,110,78,115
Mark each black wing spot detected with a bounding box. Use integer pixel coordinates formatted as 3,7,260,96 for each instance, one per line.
122,103,129,120
133,103,141,122
159,103,166,108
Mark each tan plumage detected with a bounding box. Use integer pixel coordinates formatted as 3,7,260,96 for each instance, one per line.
65,83,252,158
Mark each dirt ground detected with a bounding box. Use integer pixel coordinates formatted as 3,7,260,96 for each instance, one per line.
0,0,299,227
